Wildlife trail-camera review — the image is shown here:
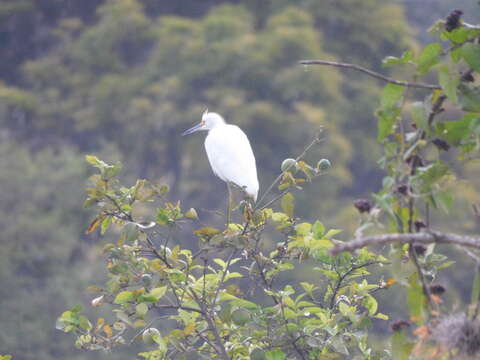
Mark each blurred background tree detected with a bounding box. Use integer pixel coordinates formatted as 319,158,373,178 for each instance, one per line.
0,0,479,359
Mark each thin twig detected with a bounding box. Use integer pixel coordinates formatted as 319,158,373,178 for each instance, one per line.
255,131,322,210
330,231,480,256
211,248,238,312
409,244,433,308
279,300,307,360
328,261,386,309
300,60,441,90
154,304,204,315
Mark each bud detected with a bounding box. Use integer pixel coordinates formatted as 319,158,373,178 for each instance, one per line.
185,208,198,219
317,158,331,171
142,328,161,345
281,158,298,173
91,295,104,307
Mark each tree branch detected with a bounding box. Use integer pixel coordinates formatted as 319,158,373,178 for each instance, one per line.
299,60,441,90
330,231,480,256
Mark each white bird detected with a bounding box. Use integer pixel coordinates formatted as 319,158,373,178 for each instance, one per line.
182,110,259,220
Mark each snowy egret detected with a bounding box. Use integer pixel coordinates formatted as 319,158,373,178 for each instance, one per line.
182,110,259,221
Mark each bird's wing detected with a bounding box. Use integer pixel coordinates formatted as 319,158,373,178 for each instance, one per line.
205,125,259,200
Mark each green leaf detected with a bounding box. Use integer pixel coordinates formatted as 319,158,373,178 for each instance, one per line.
150,287,167,301
382,50,413,66
410,101,429,132
324,228,342,239
101,216,111,235
271,212,289,223
438,64,459,104
85,155,105,167
406,273,425,325
458,84,480,112
281,192,295,217
114,291,135,304
462,43,480,72
471,267,480,306
375,313,389,320
437,114,480,145
136,303,149,317
265,349,285,360
391,330,414,360
0,356,13,360
78,315,92,331
416,43,442,74
442,27,480,44
193,226,221,239
363,295,378,315
381,83,405,109
377,84,404,141
295,222,311,236
312,220,325,238
185,208,198,219
156,208,172,226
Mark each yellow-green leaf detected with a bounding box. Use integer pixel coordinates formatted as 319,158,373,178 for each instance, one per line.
114,291,134,304
281,193,295,217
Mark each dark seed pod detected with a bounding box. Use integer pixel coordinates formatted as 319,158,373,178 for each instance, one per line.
432,138,450,151
462,72,475,83
395,184,409,196
413,244,427,256
429,284,446,295
445,9,463,32
354,199,372,214
414,220,427,232
391,320,411,332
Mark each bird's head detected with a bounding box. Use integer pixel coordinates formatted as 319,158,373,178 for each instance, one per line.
181,109,226,136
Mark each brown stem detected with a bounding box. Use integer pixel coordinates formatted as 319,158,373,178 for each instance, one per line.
409,244,433,308
330,231,480,256
299,60,441,90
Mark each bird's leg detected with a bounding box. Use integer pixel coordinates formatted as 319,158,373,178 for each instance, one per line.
227,182,233,226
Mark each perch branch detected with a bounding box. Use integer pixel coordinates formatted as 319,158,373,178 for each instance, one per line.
299,60,441,90
330,231,480,256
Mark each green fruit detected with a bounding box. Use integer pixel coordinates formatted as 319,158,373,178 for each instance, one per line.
142,327,160,345
231,308,250,326
250,349,267,360
317,158,331,171
281,158,298,172
141,274,152,287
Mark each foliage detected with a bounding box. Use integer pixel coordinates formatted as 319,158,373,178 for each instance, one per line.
57,152,392,359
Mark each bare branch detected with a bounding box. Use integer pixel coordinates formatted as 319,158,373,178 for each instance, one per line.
330,231,480,256
299,60,441,90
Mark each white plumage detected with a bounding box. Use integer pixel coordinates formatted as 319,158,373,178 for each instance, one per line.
182,110,259,201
